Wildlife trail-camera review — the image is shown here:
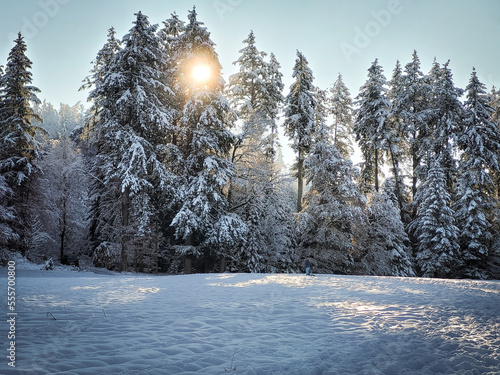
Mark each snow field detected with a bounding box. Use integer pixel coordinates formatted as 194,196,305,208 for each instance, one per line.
1,268,499,374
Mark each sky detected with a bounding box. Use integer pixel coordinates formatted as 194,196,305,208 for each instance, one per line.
0,0,499,109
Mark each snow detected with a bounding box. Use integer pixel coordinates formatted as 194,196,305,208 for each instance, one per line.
1,266,499,374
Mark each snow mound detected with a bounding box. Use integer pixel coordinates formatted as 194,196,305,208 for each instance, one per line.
1,270,499,374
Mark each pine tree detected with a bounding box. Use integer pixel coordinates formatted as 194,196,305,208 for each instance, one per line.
284,51,317,212
354,59,391,194
264,52,284,158
170,7,246,272
359,179,415,276
81,27,122,253
428,60,464,191
226,31,291,273
329,73,354,158
490,86,500,200
298,127,365,274
385,60,408,215
409,158,460,277
0,33,44,254
453,68,500,278
86,12,176,271
398,51,430,204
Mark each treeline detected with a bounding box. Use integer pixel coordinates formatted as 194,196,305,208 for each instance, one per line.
1,8,499,279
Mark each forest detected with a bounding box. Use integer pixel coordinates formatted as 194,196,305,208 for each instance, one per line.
1,7,499,279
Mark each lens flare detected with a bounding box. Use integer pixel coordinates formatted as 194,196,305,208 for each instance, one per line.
191,63,212,85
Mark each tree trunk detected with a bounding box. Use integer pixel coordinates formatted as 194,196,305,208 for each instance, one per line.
297,149,304,212
121,188,131,271
184,233,194,274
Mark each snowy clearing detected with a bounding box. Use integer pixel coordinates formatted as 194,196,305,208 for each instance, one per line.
1,266,499,375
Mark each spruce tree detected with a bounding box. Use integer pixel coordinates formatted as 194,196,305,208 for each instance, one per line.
226,31,291,272
298,122,365,274
399,51,430,204
329,73,354,159
428,61,464,191
454,69,500,278
170,7,246,272
284,51,317,212
409,158,460,277
354,59,391,194
385,60,408,215
86,12,176,271
359,179,415,276
0,33,44,254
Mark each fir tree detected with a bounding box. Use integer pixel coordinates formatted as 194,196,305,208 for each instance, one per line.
399,51,430,204
284,51,317,212
453,68,500,278
385,60,407,215
359,179,415,276
170,7,246,272
329,73,354,159
86,12,176,271
428,60,464,191
226,31,290,272
354,59,391,194
409,158,460,277
298,126,365,274
0,33,44,254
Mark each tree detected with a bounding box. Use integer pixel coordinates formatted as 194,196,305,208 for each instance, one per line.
37,132,89,263
386,60,409,216
226,31,292,273
86,12,176,271
284,51,317,212
354,59,391,194
170,7,246,272
298,131,365,274
329,73,354,158
0,33,44,254
398,51,430,205
358,179,415,276
427,61,464,191
453,69,500,278
409,158,460,277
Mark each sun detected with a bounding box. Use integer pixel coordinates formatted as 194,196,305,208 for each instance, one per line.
190,63,212,85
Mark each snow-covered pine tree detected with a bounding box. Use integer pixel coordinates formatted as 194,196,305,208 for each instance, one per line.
170,7,246,273
81,27,122,254
453,68,500,278
329,73,354,159
0,33,44,254
398,51,430,205
354,59,391,195
409,158,460,277
298,121,365,274
359,178,415,276
225,31,291,272
427,60,464,191
263,52,284,158
386,60,409,217
86,12,176,271
489,86,500,201
284,51,318,212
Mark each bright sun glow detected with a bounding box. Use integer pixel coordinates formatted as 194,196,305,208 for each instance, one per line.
191,63,212,85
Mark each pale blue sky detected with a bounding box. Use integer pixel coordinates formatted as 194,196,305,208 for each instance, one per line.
1,0,499,107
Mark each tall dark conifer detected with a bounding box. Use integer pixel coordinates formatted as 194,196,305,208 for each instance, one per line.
0,33,44,254
284,51,317,212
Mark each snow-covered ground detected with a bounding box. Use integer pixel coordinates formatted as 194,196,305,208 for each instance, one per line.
1,264,499,374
